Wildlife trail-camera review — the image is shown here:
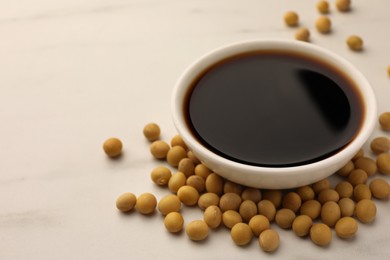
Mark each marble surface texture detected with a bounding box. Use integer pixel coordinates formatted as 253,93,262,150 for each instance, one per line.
1,0,390,259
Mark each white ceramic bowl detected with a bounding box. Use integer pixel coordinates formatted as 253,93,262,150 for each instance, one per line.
171,39,377,189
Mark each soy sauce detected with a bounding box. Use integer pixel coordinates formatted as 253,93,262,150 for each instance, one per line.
184,51,364,167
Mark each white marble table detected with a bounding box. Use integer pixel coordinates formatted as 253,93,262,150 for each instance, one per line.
1,0,390,259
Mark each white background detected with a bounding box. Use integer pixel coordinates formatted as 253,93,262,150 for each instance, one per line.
1,0,390,259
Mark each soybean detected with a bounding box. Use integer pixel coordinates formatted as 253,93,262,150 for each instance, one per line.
116,192,137,212
335,217,358,239
224,181,243,195
317,0,329,14
177,185,199,206
239,200,258,223
369,178,390,199
164,212,184,233
338,198,355,217
203,205,222,229
337,161,355,177
205,173,224,196
355,199,377,223
347,35,363,51
231,223,253,246
284,11,299,27
300,200,321,220
186,220,209,241
186,175,205,193
355,157,377,176
310,223,332,246
297,186,315,201
318,189,340,204
241,188,262,204
377,153,390,174
136,193,157,215
370,137,390,154
103,137,122,158
312,178,330,194
257,200,277,222
379,112,390,130
321,201,341,227
335,181,353,198
150,166,172,186
222,210,243,229
168,172,187,193
248,215,270,237
170,134,187,150
143,123,160,141
187,150,201,165
262,190,283,208
353,184,372,202
315,16,331,33
166,146,187,167
219,193,242,212
348,169,368,186
158,194,181,215
150,141,170,159
194,164,212,179
198,193,220,210
259,229,280,252
282,192,302,212
292,215,313,237
275,208,296,229
295,28,310,42
178,158,195,177
335,0,351,12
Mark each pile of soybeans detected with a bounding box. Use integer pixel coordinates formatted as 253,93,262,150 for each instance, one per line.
107,112,390,253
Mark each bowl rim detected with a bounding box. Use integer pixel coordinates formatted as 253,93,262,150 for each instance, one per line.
171,39,377,178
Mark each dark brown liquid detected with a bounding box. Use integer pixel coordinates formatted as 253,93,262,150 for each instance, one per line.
184,51,364,167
